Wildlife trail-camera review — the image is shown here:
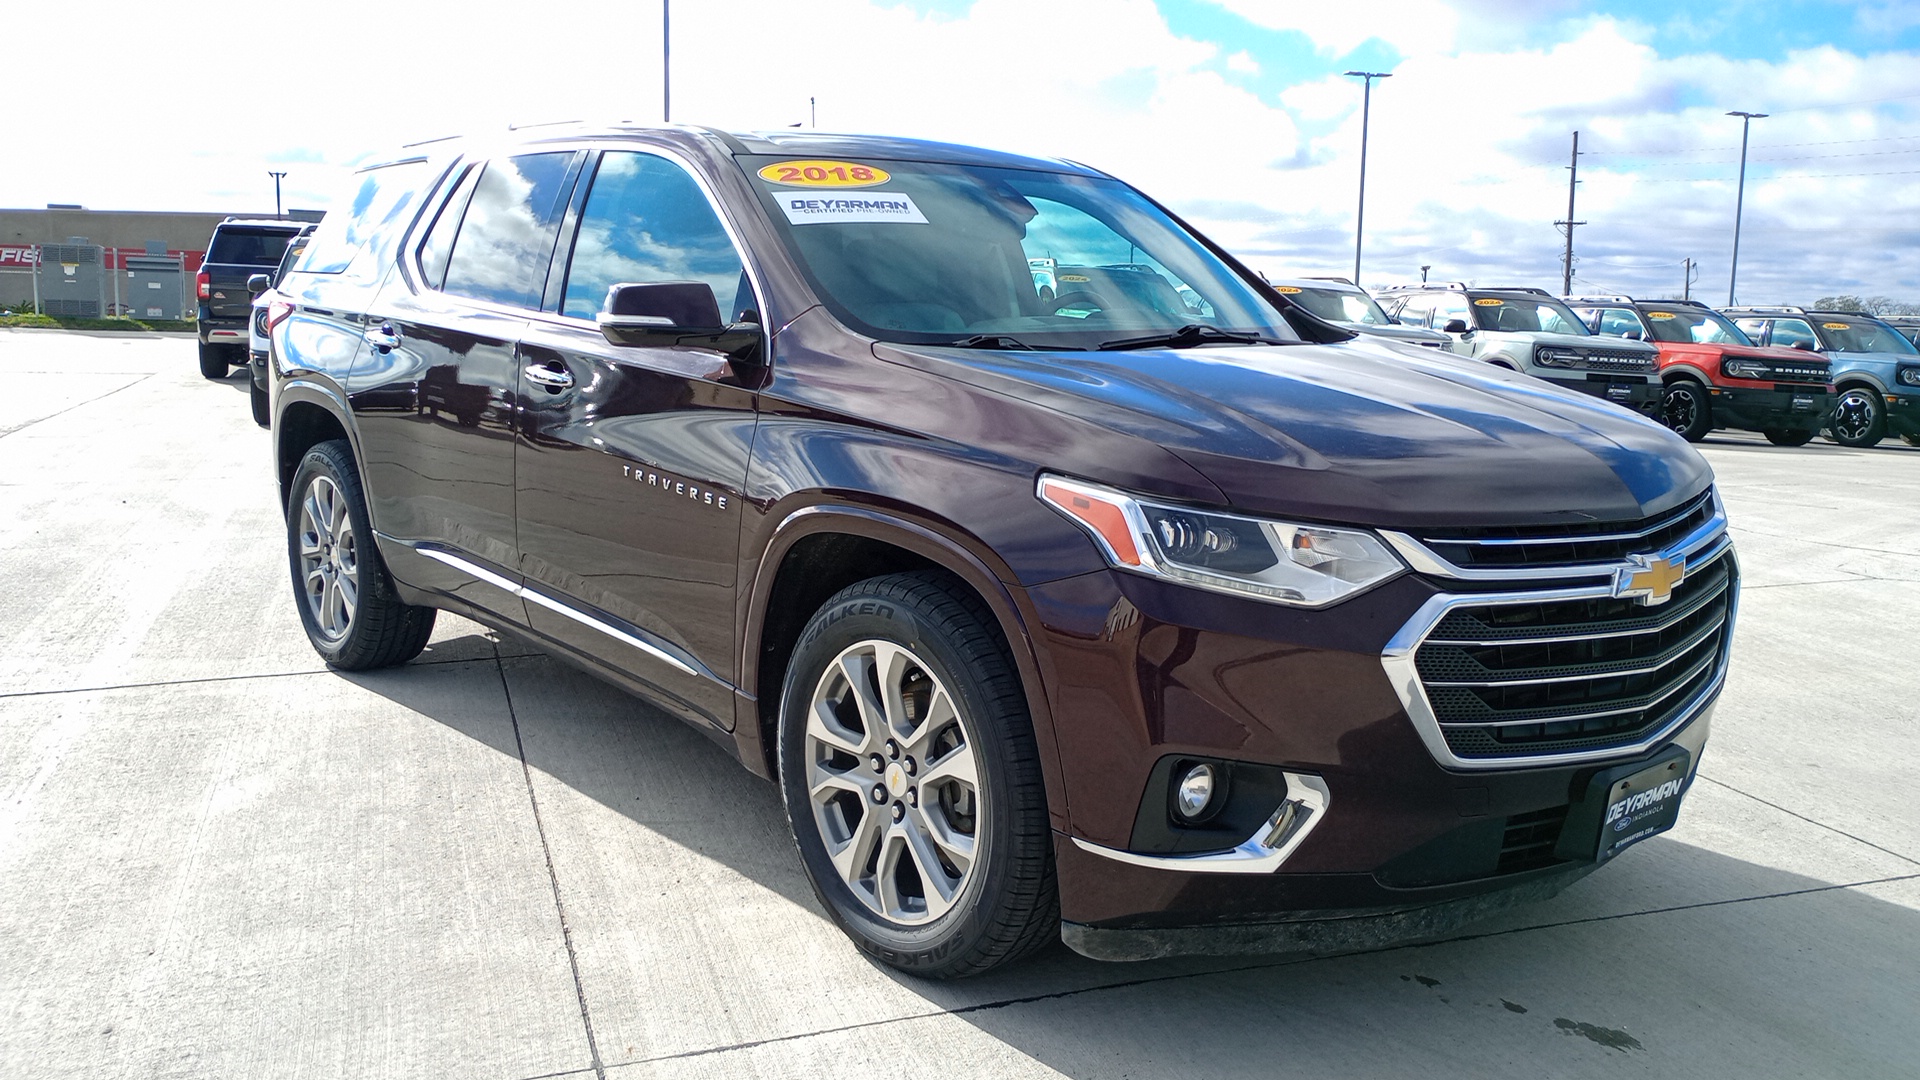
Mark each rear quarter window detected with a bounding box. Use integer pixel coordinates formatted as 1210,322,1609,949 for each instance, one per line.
296,158,439,276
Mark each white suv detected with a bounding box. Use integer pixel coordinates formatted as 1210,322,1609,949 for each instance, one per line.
1378,284,1661,416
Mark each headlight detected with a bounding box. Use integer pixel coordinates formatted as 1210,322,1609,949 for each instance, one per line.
1037,475,1405,607
1533,346,1583,368
1898,366,1920,387
1723,357,1770,379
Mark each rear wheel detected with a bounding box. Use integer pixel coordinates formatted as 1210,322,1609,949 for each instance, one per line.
1827,387,1886,448
1662,380,1712,442
198,342,229,380
286,440,436,669
778,572,1056,978
1762,427,1816,447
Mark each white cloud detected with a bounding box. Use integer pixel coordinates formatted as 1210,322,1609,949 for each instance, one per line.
1226,50,1260,75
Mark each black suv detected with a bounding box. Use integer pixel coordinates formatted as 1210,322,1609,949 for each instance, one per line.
197,218,303,379
268,127,1735,977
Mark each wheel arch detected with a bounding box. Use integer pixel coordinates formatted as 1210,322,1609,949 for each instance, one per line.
1662,365,1710,385
737,504,1068,830
275,381,359,513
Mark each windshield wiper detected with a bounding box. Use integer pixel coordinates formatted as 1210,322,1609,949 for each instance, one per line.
1096,324,1287,351
946,334,1068,351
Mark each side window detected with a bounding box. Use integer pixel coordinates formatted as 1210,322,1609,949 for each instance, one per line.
1395,294,1434,327
1734,318,1768,343
561,151,752,322
441,153,577,309
1435,295,1471,330
417,165,481,291
1596,308,1644,338
296,159,435,276
1771,319,1817,350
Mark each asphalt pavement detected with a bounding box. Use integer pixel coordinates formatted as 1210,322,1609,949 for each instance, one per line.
2,330,1915,1079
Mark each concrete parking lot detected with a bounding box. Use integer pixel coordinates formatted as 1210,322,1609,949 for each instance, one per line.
2,329,1915,1080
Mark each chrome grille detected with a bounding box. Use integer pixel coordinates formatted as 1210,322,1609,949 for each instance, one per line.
1411,549,1733,761
1413,489,1713,570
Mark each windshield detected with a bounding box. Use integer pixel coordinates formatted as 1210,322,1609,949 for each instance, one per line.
744,156,1298,348
1467,295,1590,335
1280,285,1391,326
1640,307,1752,346
1817,318,1919,355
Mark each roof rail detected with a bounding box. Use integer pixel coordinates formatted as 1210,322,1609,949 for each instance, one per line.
1376,281,1468,292
1481,286,1553,296
1303,275,1357,286
1565,294,1636,305
1722,305,1809,316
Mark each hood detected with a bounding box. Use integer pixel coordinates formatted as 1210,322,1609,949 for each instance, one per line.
879,337,1711,530
1347,321,1451,346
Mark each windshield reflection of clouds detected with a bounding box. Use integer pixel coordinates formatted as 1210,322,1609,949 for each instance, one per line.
562,152,747,320
442,153,574,309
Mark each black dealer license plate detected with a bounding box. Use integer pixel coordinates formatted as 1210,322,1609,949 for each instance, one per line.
1555,746,1692,864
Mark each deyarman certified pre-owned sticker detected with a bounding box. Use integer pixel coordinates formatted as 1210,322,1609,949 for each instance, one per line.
1274,285,1302,293
1648,311,1676,319
1823,321,1852,329
757,160,890,187
773,190,928,225
1474,297,1504,306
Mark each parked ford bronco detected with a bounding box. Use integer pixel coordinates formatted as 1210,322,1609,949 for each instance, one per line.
1265,276,1451,349
1377,283,1662,416
198,218,304,379
268,127,1736,977
1568,296,1832,446
1725,307,1920,448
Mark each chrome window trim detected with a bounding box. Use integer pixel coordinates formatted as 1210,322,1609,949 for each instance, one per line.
1071,772,1331,875
1380,543,1738,771
1379,489,1725,582
394,538,724,686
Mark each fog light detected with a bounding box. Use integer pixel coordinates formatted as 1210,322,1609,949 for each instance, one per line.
1175,764,1218,821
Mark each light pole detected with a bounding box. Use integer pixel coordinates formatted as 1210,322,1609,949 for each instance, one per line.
662,0,671,122
1420,264,1430,283
268,171,287,218
1344,70,1391,286
1727,110,1767,306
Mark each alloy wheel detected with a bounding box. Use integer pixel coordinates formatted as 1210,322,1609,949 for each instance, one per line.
297,475,359,641
1832,390,1879,444
803,639,982,925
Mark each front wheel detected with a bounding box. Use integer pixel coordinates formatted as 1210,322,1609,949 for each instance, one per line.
1827,388,1886,448
198,342,229,380
1662,381,1712,442
286,440,436,669
1763,427,1816,447
778,572,1056,978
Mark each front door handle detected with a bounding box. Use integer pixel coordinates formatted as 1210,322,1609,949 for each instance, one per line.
524,364,575,390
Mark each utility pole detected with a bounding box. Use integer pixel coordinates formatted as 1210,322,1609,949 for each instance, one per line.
662,0,671,122
1420,264,1430,283
1727,110,1767,306
811,96,817,128
1344,71,1391,286
1555,131,1584,296
268,171,287,218
1683,257,1698,301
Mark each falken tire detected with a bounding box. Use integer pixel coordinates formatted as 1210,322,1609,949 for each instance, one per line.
198,342,229,380
1827,387,1886,448
777,571,1057,979
1662,380,1712,442
1762,427,1816,447
286,440,436,670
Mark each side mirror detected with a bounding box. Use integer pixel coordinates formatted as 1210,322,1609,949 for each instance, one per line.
247,273,272,298
597,281,764,367
1442,319,1469,334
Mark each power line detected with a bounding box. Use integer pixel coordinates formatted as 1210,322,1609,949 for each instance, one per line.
1629,166,1920,183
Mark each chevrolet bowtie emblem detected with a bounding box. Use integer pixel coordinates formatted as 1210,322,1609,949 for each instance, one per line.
1615,554,1685,606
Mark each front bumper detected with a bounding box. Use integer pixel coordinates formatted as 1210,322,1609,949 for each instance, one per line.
1549,374,1661,415
1028,515,1730,944
1888,392,1920,438
1709,384,1831,431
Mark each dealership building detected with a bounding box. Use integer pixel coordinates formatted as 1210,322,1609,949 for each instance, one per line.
0,206,319,317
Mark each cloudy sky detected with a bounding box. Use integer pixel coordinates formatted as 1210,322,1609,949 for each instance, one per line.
10,0,1920,303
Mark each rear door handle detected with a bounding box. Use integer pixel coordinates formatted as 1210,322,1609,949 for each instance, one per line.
363,324,400,352
524,364,574,390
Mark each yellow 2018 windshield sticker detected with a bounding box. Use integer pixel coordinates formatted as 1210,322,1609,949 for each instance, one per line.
1822,322,1852,329
1274,285,1302,293
1648,311,1676,319
757,160,890,188
1473,298,1504,306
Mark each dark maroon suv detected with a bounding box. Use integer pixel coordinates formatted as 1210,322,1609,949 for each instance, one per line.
265,126,1737,977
